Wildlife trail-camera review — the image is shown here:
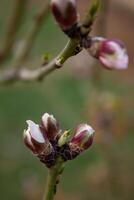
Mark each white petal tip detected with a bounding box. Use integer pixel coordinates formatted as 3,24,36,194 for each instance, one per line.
26,120,45,143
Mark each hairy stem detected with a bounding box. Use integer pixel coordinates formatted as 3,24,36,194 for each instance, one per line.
43,161,65,200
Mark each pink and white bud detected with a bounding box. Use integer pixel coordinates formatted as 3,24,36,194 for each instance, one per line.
88,37,129,70
70,124,95,150
24,120,52,155
51,0,78,31
41,113,60,140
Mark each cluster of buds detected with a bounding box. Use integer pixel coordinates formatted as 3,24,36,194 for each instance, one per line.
23,113,94,168
50,0,129,70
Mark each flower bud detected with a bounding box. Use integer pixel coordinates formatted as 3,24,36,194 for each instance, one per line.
87,37,129,70
51,0,78,31
23,120,53,155
41,113,60,140
70,124,95,150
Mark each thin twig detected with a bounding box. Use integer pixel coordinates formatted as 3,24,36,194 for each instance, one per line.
0,39,79,83
81,0,100,35
0,0,27,64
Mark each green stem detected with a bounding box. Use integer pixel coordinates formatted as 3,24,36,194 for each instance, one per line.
0,38,79,83
43,161,65,200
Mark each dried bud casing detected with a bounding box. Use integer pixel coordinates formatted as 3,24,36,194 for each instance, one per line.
87,37,129,70
51,0,78,31
41,113,60,140
56,143,81,161
70,124,94,150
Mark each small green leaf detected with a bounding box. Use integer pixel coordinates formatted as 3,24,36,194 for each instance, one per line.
42,52,51,62
58,130,72,147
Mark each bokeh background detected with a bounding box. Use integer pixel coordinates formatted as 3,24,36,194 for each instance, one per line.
0,0,134,199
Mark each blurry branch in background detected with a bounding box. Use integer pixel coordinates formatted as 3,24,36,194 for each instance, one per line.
89,0,123,199
13,0,50,67
97,0,109,36
0,0,50,80
0,0,27,64
91,0,109,88
0,0,50,83
0,0,100,84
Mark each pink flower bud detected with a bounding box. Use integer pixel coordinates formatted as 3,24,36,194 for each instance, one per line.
24,120,53,155
70,124,95,150
51,0,78,31
41,113,60,140
88,37,129,70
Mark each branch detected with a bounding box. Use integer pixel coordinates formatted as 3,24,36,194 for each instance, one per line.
80,0,100,36
0,0,27,64
0,0,100,84
0,39,79,83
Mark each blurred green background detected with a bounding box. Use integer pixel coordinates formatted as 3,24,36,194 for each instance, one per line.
0,0,134,200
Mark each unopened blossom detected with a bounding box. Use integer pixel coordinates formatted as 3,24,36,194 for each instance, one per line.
70,124,95,150
24,120,53,155
41,113,60,140
51,0,78,31
87,37,129,70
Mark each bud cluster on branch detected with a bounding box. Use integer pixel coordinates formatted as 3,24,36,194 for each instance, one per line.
0,0,129,84
51,0,129,70
24,113,94,168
